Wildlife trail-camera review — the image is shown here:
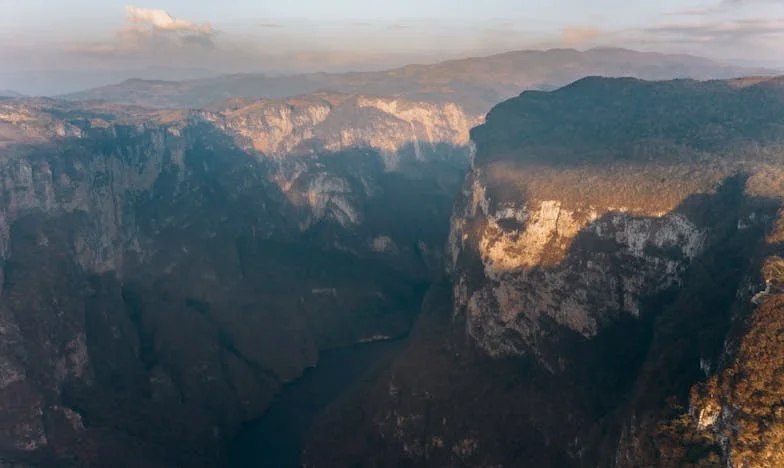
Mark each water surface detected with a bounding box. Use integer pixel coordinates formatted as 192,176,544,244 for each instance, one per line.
229,338,408,467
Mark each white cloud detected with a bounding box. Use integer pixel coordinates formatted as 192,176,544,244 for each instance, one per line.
68,6,215,58
665,0,784,17
125,6,213,34
646,17,784,40
598,16,784,65
33,5,783,81
724,0,784,4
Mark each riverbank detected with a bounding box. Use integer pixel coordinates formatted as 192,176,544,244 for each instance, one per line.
228,337,410,467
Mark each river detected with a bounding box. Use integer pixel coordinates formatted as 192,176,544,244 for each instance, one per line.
228,337,409,468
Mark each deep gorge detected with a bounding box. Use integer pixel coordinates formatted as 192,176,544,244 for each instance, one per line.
229,336,410,467
2,70,784,467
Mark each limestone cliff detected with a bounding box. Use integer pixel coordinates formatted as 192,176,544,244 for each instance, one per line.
202,92,475,260
451,76,784,372
0,94,471,466
305,76,784,467
204,93,475,160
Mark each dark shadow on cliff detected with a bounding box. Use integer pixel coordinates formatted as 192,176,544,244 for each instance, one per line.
302,75,784,467
533,173,760,403
274,139,470,279
0,120,471,467
214,136,471,467
304,172,781,467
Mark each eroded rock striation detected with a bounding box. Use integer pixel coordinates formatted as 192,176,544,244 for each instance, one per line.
305,76,784,467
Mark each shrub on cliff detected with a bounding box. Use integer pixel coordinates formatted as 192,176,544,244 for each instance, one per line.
762,256,784,286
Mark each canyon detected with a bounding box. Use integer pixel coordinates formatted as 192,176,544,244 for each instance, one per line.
304,76,784,467
0,50,783,467
0,93,471,466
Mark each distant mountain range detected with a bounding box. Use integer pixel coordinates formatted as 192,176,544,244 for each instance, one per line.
0,89,23,98
62,48,778,115
0,67,221,97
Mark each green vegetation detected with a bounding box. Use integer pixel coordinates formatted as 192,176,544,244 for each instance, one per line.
655,409,721,467
473,76,784,167
762,256,784,285
687,295,784,467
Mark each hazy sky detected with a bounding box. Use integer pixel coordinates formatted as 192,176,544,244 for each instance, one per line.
1,0,784,94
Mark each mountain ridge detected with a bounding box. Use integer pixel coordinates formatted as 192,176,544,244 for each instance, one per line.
0,90,24,98
61,48,777,115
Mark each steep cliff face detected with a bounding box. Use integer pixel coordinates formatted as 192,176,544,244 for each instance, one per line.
451,75,784,386
449,168,711,362
0,94,471,466
203,93,475,277
0,117,308,466
642,216,784,468
685,294,784,468
305,76,784,467
205,93,475,160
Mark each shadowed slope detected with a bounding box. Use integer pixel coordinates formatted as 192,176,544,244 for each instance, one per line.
304,75,784,467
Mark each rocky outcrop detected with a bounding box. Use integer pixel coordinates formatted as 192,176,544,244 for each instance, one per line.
449,75,784,372
685,294,784,468
449,169,711,362
641,217,784,467
202,93,475,260
204,93,475,161
0,94,471,466
305,76,784,467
